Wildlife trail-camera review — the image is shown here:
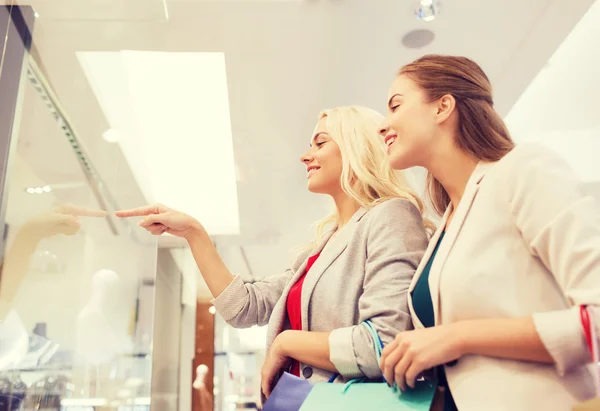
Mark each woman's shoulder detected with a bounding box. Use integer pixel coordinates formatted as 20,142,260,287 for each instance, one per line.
364,197,422,222
360,198,427,244
358,198,428,253
495,143,571,177
368,197,421,215
492,143,580,196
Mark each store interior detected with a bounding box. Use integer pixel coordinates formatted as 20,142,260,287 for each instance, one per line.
0,0,598,410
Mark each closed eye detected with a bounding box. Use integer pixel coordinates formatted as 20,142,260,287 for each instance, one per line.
390,105,400,112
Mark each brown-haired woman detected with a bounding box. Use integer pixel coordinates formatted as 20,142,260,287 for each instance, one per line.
378,54,600,410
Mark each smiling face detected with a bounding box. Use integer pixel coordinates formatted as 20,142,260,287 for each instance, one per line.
380,74,441,171
300,116,344,195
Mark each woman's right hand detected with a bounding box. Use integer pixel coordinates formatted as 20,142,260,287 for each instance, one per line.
115,204,206,240
118,205,234,299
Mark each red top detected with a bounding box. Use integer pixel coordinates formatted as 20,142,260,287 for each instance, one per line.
286,252,320,377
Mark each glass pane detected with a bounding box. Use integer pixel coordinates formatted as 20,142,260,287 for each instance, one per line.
7,3,245,410
0,14,158,411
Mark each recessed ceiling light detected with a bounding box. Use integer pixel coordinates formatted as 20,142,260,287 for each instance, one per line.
402,29,435,49
102,128,122,143
414,0,440,22
26,185,52,194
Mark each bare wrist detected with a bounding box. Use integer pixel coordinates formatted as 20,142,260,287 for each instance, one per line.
453,320,474,357
274,330,292,357
185,221,209,244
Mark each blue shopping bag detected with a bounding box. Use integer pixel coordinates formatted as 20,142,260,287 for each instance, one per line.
299,321,437,411
262,371,314,411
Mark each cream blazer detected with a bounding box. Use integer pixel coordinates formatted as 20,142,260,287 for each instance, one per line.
407,144,600,411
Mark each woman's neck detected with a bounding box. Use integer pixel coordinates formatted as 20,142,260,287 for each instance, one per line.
427,141,478,215
331,192,360,230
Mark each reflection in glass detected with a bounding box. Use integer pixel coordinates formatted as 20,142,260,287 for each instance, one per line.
0,33,158,411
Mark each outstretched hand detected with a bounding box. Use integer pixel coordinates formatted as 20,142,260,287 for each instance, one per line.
115,204,205,239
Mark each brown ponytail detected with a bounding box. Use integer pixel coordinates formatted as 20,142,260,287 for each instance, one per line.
399,55,515,215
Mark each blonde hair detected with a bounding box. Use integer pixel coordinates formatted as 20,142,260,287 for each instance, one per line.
301,105,433,253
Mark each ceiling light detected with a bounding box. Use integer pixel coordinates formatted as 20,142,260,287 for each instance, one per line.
77,51,240,236
26,186,52,194
415,0,440,22
102,128,122,143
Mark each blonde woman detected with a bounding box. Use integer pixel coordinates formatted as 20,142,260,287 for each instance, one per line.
116,106,429,398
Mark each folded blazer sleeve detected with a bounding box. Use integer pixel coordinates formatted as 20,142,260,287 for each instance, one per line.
328,198,428,379
507,144,600,376
212,270,294,329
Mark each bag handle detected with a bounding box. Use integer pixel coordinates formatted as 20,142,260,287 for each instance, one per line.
327,320,384,384
580,305,600,396
362,320,384,362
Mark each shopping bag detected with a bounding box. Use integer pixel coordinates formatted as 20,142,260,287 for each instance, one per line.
262,371,314,411
300,379,437,410
300,321,437,411
573,305,600,411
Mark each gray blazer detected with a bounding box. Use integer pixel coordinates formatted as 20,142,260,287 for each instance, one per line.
212,198,428,382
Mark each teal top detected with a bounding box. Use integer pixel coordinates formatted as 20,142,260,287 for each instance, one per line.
411,233,458,411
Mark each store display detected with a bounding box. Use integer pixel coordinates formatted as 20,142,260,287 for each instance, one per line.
0,310,28,370
22,374,72,410
0,374,26,411
0,5,190,410
19,331,60,370
76,269,133,365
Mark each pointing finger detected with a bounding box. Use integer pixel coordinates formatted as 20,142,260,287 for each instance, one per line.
116,204,168,218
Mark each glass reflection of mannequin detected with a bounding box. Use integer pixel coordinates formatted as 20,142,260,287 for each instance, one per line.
76,269,133,365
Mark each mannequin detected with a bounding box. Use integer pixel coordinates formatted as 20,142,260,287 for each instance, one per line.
192,364,209,390
193,364,212,411
76,269,132,364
